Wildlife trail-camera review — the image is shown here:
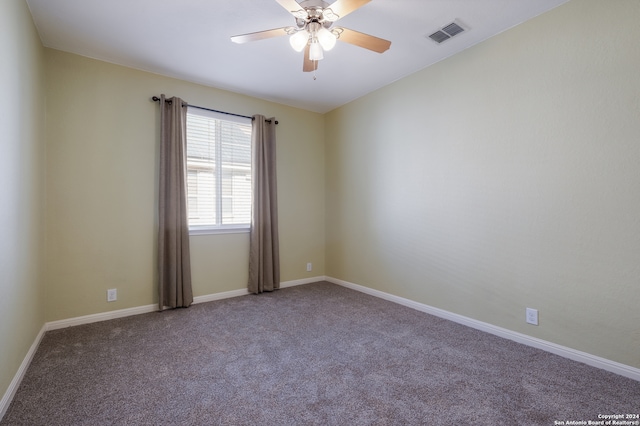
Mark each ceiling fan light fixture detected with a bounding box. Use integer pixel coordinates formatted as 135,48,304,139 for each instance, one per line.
309,41,324,60
317,26,337,51
231,0,391,73
290,30,309,52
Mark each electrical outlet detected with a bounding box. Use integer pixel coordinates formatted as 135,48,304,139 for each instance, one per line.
306,262,312,272
107,289,117,302
526,308,538,325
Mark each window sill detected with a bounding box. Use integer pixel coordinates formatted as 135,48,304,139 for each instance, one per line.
189,226,250,236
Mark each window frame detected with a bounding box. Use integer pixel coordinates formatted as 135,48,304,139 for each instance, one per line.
185,107,252,235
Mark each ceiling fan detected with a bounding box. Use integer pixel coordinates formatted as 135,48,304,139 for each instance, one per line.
231,0,391,73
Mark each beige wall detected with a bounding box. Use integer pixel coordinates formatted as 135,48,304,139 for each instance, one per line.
44,50,325,321
0,0,46,405
325,0,640,368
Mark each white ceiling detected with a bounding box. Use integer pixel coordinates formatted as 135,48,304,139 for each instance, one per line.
26,0,568,113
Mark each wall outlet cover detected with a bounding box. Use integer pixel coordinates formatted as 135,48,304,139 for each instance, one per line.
107,289,117,302
526,307,538,325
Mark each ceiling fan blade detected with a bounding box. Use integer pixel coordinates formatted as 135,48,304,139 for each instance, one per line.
326,0,371,19
303,44,318,72
231,27,289,44
337,28,391,53
275,0,307,18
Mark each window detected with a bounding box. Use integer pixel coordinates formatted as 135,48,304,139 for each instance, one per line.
186,107,252,233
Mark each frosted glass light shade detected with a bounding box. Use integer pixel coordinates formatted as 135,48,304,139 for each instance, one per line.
290,30,309,52
317,27,337,51
309,42,324,60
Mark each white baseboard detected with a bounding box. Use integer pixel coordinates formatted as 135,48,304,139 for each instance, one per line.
46,303,158,331
280,276,327,288
193,288,250,304
46,289,251,330
0,324,46,420
326,276,640,382
193,276,325,302
46,277,326,331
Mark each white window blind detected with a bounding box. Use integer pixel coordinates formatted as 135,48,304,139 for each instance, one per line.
186,107,252,233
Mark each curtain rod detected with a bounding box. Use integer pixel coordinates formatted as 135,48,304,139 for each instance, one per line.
151,96,278,124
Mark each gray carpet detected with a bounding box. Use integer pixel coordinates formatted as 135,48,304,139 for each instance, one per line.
2,282,638,425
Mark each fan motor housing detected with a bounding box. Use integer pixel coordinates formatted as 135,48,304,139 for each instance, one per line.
298,0,334,29
299,0,330,9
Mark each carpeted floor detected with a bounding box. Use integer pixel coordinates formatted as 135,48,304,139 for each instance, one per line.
2,282,638,425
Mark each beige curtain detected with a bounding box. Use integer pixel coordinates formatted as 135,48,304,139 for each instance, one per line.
248,115,280,294
158,95,193,309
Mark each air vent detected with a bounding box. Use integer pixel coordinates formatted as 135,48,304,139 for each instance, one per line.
428,20,466,44
428,30,451,44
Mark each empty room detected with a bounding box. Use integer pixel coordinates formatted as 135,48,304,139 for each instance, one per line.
1,0,639,424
